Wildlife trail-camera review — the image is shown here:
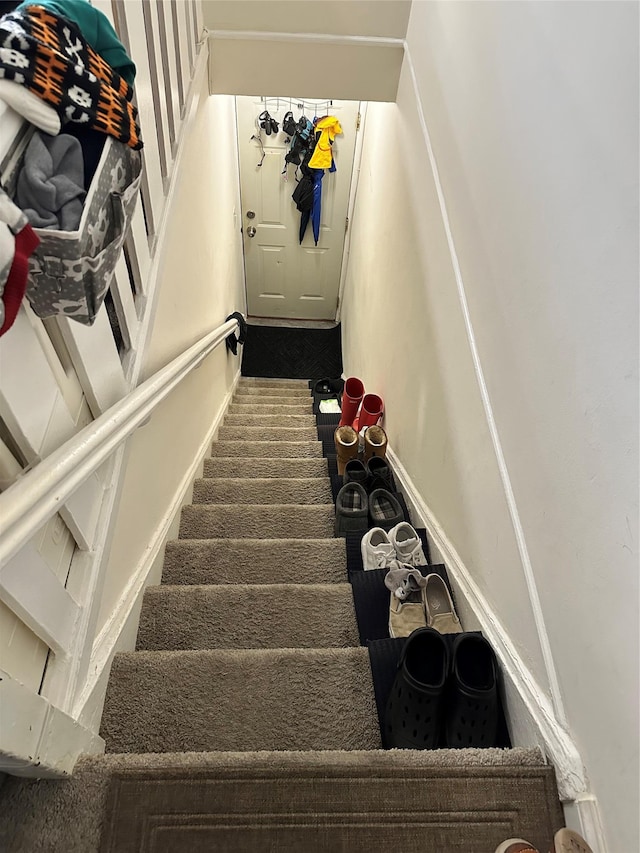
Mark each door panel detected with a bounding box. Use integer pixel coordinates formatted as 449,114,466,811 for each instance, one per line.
237,96,359,320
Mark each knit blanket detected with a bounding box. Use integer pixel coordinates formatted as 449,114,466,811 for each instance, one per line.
0,5,142,149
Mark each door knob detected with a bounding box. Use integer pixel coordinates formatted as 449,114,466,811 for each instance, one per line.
246,226,256,238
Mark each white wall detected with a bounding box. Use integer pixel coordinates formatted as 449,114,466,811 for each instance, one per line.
205,0,407,103
203,1,411,38
341,2,638,851
97,86,245,632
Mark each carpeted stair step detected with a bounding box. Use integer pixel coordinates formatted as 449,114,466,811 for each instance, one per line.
192,477,333,505
233,387,311,400
203,457,327,478
136,583,359,650
224,412,316,427
239,378,309,389
233,393,311,407
162,538,347,585
100,647,380,753
229,401,313,415
179,504,335,539
218,425,318,442
209,440,322,459
0,748,560,853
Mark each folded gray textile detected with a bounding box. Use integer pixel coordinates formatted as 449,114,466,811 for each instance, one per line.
16,132,86,231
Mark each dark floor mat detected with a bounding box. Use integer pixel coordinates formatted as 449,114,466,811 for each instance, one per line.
350,564,450,645
367,635,511,749
241,324,342,379
315,413,341,429
346,528,431,573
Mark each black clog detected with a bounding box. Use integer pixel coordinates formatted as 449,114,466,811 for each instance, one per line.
446,633,499,748
384,628,449,749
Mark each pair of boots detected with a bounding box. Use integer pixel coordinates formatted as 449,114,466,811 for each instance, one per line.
338,376,383,432
335,424,387,476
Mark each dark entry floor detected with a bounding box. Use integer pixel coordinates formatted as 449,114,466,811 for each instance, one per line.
241,322,343,379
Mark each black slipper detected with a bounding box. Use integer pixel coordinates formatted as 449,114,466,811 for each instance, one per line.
335,483,368,537
368,489,403,531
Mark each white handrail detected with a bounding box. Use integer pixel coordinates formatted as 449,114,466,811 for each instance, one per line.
0,316,241,566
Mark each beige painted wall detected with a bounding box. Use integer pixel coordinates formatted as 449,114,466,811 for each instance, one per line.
209,38,403,102
203,1,411,38
97,85,246,630
205,0,407,102
342,3,638,851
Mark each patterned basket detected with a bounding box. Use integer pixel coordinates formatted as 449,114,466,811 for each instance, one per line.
25,136,141,326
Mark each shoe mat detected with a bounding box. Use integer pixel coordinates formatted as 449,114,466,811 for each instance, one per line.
346,529,431,572
317,423,341,455
350,565,450,646
367,635,511,750
315,413,341,428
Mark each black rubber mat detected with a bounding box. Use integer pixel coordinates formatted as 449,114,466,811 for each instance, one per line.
346,528,431,573
317,424,339,457
315,413,341,429
241,324,342,379
350,564,450,645
367,634,511,749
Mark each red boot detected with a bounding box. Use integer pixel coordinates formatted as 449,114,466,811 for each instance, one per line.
355,393,384,430
339,377,364,427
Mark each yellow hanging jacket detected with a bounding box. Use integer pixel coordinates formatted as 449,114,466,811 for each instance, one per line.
308,116,343,170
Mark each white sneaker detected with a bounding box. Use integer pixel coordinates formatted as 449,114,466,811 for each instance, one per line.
361,527,395,570
389,522,427,566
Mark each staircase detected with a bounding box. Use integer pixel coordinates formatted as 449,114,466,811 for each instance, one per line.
0,378,563,852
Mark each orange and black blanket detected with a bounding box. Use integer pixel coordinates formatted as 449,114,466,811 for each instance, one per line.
0,5,142,149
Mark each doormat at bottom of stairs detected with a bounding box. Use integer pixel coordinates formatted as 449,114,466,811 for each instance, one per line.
241,323,342,379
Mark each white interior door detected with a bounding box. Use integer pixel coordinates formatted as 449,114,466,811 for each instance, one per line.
237,97,360,320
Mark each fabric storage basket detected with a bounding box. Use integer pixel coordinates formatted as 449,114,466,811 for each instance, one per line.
25,136,142,326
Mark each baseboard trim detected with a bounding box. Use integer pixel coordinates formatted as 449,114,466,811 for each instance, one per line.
73,370,241,719
386,445,593,809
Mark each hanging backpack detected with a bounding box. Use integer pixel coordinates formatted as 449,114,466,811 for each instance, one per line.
283,116,314,169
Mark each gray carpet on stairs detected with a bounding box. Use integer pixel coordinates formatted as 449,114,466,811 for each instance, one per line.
136,583,359,650
162,538,348,584
224,412,316,426
0,377,564,852
100,647,381,753
192,477,333,504
210,439,323,458
218,424,318,441
233,393,312,407
179,503,335,538
238,378,309,388
229,401,313,415
203,456,328,478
